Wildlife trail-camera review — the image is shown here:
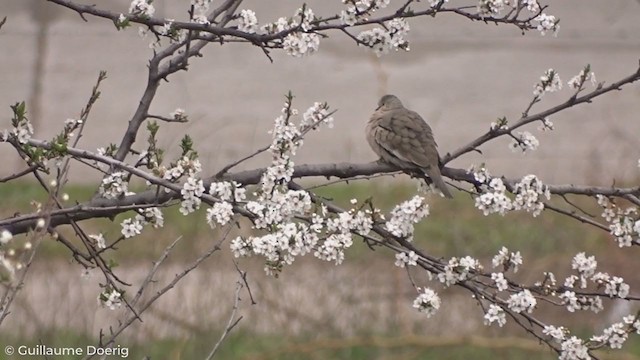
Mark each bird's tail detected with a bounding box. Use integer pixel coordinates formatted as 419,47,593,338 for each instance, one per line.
424,167,453,199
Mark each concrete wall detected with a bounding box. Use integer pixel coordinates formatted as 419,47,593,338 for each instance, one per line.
1,0,639,185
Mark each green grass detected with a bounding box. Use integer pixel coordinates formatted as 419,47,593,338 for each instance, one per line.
3,329,639,360
2,180,637,360
0,179,616,263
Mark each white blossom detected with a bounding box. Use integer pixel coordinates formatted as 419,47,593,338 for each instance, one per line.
386,18,410,51
478,0,508,17
623,314,640,334
571,252,597,288
395,251,419,268
538,117,554,132
385,196,429,240
512,174,549,216
179,176,205,215
428,0,449,6
283,33,320,57
128,0,155,17
492,247,522,272
237,9,259,33
559,336,590,360
475,178,513,216
89,233,106,249
591,322,628,349
0,230,12,245
209,181,246,202
472,166,491,184
568,68,597,89
11,117,34,144
192,13,210,25
506,289,536,313
509,131,539,153
357,28,391,56
412,288,441,317
522,0,539,12
301,102,334,130
99,289,122,310
136,207,164,228
99,172,129,199
491,272,508,291
543,325,567,342
559,290,603,313
437,256,481,286
170,108,187,121
121,217,143,238
206,202,234,228
483,304,506,327
533,68,562,96
534,13,560,36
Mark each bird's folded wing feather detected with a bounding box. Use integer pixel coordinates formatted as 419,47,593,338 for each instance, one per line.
372,110,438,169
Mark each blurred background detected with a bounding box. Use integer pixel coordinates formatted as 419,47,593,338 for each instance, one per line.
1,1,640,359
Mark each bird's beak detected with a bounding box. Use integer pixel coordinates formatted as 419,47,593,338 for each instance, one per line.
375,105,382,110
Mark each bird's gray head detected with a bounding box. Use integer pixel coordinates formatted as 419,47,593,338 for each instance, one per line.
377,94,404,110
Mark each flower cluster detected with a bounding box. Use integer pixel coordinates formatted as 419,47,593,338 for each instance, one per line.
339,0,391,26
512,174,550,216
4,114,34,145
591,322,628,349
596,195,639,247
538,117,554,132
542,325,568,342
437,256,482,286
89,233,107,249
477,0,508,17
509,131,539,153
533,68,562,96
522,0,540,12
231,99,373,274
98,288,122,310
474,177,512,216
170,108,187,122
490,117,508,131
128,0,155,18
483,304,506,327
385,195,429,240
191,0,213,25
506,289,537,313
206,181,246,228
412,287,441,317
99,171,129,199
559,337,589,360
394,251,419,268
568,67,597,90
534,13,560,36
155,155,204,215
261,7,320,57
237,9,259,33
0,230,13,245
159,156,202,183
571,252,596,288
120,207,164,238
492,246,523,272
558,290,603,313
180,176,205,215
356,17,410,56
301,102,334,131
491,272,508,291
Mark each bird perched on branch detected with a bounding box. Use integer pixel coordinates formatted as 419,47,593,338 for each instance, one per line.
366,94,453,198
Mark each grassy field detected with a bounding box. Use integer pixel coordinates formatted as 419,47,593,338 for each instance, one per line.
1,179,639,360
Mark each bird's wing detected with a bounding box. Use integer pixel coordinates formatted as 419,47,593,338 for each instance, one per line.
372,109,439,169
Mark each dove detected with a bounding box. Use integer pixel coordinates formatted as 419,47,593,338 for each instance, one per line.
366,94,453,198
